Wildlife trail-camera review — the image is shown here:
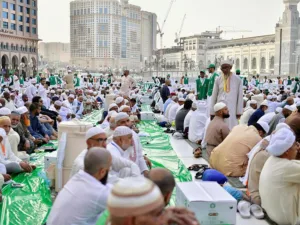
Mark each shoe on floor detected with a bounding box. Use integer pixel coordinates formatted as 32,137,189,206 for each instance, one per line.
250,204,265,219
238,200,251,219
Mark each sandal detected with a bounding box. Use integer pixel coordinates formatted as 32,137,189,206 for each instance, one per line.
188,164,208,171
195,167,209,179
193,147,202,158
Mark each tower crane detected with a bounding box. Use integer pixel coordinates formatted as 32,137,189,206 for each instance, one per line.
175,14,186,45
157,0,176,62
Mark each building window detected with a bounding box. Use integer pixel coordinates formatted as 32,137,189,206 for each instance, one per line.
26,7,30,14
104,8,108,14
26,0,30,4
32,9,36,16
32,27,36,34
10,3,16,11
2,1,8,9
19,25,23,31
99,8,103,14
32,0,36,7
19,0,23,2
26,17,30,23
2,12,8,19
11,23,16,30
18,6,23,12
18,15,23,22
11,14,16,20
3,22,8,29
32,18,36,24
26,26,30,32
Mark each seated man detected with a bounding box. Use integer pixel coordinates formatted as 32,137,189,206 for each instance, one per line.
47,148,112,225
210,121,269,177
268,105,293,135
28,103,50,143
205,103,230,157
286,102,300,142
259,127,300,225
240,100,257,125
188,101,207,144
0,117,34,174
70,127,140,183
175,99,192,132
183,102,197,136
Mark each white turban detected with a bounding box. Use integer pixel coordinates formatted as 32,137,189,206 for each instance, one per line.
119,105,130,112
275,123,290,132
257,121,270,134
108,103,118,111
276,107,283,113
267,95,272,100
250,100,257,104
85,127,105,141
192,102,197,109
260,100,269,107
243,97,249,102
115,97,124,104
54,101,63,106
50,90,55,94
16,106,28,115
115,112,129,124
178,98,185,102
69,94,75,99
113,126,132,137
221,60,233,66
214,102,226,112
284,105,295,112
0,107,11,116
108,111,117,118
107,177,164,217
267,128,295,156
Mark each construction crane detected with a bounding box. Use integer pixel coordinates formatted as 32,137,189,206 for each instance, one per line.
216,26,252,36
157,0,176,62
175,14,186,45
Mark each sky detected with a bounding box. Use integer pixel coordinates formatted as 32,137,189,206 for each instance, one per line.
38,0,286,47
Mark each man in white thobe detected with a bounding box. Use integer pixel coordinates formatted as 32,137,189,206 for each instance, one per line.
240,100,257,125
25,79,37,102
210,60,243,130
62,94,76,115
115,70,136,97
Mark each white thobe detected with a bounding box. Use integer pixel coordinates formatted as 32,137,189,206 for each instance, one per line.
73,99,84,118
183,110,193,129
13,75,20,90
5,100,16,111
240,107,255,125
17,100,25,108
188,110,208,143
130,132,148,173
168,103,179,122
25,84,37,101
0,137,22,165
210,74,243,130
164,101,174,118
47,170,111,225
62,100,76,114
119,76,136,96
258,112,276,124
38,85,48,108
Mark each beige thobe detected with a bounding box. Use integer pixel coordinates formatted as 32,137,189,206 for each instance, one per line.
210,125,262,177
63,75,75,90
119,76,136,97
260,156,300,225
204,116,230,157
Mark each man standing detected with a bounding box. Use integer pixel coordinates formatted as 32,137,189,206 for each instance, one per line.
63,71,75,90
205,103,230,157
207,64,219,115
49,74,57,88
210,60,243,130
293,77,300,94
160,80,171,103
184,74,189,86
73,74,80,88
118,70,136,97
196,70,209,101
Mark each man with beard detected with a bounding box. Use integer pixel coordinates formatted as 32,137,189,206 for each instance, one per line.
205,103,231,157
47,148,112,225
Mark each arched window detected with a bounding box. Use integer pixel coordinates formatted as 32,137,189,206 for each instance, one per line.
252,58,257,69
261,57,266,70
270,56,275,69
243,58,248,69
236,58,240,69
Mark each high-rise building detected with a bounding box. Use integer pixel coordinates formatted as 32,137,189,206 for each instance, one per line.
0,0,39,76
39,42,70,64
70,0,156,71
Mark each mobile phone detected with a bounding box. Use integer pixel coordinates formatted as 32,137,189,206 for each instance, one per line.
11,183,25,188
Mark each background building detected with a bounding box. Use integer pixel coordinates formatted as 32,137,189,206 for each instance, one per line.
70,0,156,72
0,0,38,76
39,42,70,65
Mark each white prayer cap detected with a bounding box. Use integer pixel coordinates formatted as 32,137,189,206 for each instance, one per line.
171,96,177,101
65,89,70,92
16,106,28,114
31,79,37,84
220,60,233,66
178,98,185,102
119,105,130,112
192,102,197,109
276,107,283,113
275,123,290,132
93,91,98,95
113,126,132,137
0,107,11,116
88,90,93,93
243,97,248,101
50,90,55,94
260,100,268,107
267,128,295,157
272,95,277,99
115,97,124,104
250,100,257,104
124,99,129,104
85,127,105,141
107,177,164,217
68,70,72,73
54,101,63,106
277,95,282,102
108,111,117,118
115,112,129,124
0,128,6,138
284,105,295,112
267,95,272,100
257,121,270,134
108,103,118,111
297,101,300,107
214,102,226,112
68,94,75,99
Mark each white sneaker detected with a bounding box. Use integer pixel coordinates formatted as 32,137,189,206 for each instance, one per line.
238,200,251,219
250,204,265,219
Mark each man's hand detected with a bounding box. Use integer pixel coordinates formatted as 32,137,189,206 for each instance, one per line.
66,113,71,119
45,135,50,141
3,174,11,182
158,208,200,225
24,140,30,149
20,162,32,173
144,155,152,169
143,170,149,178
236,115,241,120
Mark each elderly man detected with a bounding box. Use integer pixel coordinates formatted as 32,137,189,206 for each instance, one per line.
114,112,149,176
285,102,300,142
73,95,84,118
268,105,293,135
205,102,230,157
48,148,112,225
70,127,140,183
210,60,243,130
3,92,16,111
240,100,257,125
210,121,269,177
115,97,124,108
104,114,117,143
0,117,33,173
259,128,300,225
63,94,76,115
